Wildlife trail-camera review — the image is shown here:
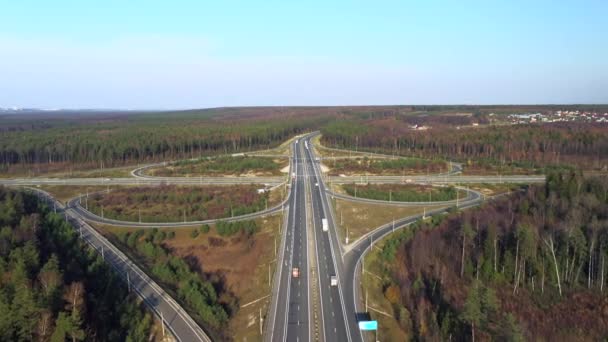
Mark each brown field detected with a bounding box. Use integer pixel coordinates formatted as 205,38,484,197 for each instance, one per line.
38,185,115,203
331,197,446,242
96,212,283,341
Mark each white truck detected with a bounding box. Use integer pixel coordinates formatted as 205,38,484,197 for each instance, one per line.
322,218,328,232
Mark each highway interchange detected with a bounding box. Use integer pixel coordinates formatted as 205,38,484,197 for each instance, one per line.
3,132,544,341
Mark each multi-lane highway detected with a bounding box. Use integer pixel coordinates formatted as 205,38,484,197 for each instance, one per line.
6,131,546,342
267,138,311,342
329,174,545,184
0,176,284,186
304,135,353,342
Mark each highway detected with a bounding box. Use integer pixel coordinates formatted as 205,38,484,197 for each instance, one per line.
30,188,212,342
329,174,545,184
266,138,311,342
304,136,353,342
0,176,285,186
7,132,546,342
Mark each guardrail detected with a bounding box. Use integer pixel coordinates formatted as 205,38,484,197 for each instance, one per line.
27,187,212,342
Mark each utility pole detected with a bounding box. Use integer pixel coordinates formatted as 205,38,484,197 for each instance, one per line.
268,263,271,287
101,206,104,219
127,272,131,292
346,225,349,244
139,208,141,223
101,245,104,260
389,190,392,202
161,312,165,337
259,308,263,335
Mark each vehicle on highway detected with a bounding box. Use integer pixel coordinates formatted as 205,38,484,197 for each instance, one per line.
315,182,318,186
322,218,328,232
292,172,296,179
330,275,338,286
292,267,300,278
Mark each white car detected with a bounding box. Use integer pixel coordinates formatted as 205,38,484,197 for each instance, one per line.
330,275,338,286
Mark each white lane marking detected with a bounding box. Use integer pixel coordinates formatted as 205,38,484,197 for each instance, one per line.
307,144,353,342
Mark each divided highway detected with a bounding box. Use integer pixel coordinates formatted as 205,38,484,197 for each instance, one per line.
7,132,546,342
304,136,353,342
0,176,284,187
267,139,310,342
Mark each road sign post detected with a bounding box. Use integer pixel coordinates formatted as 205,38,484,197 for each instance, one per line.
358,320,378,330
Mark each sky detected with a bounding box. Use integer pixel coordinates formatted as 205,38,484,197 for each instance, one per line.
1,0,607,109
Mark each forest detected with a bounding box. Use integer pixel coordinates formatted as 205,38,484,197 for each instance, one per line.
0,107,331,175
321,119,608,171
377,172,608,340
115,227,240,341
0,187,153,341
4,105,607,176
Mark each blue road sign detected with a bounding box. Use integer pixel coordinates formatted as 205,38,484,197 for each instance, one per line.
358,321,378,331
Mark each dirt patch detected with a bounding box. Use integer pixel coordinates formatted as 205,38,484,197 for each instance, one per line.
332,198,446,242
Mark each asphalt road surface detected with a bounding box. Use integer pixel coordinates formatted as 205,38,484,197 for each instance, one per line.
0,176,284,186
267,138,311,342
304,136,353,342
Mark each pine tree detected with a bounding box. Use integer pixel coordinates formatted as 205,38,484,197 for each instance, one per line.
461,281,482,342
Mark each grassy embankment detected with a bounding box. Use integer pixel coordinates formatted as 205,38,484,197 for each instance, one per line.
83,184,284,223
148,156,288,177
340,183,464,202
325,157,448,176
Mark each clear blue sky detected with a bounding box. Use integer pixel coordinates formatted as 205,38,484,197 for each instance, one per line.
1,0,607,109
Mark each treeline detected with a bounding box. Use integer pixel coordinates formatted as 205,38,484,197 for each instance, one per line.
88,185,270,222
342,184,458,202
380,172,608,340
321,119,608,170
0,188,153,341
0,108,329,173
116,228,237,340
215,220,258,237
